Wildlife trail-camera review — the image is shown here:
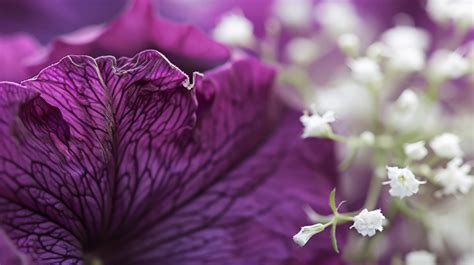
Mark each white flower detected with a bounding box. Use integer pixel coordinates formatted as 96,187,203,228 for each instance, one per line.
338,33,360,57
212,12,254,47
384,167,426,198
315,80,372,121
348,57,383,85
427,0,474,28
292,223,325,246
428,50,470,80
430,133,463,158
434,158,474,195
286,38,319,65
404,141,428,160
273,0,312,28
350,209,385,237
394,89,419,115
386,48,426,73
381,25,430,51
315,1,360,38
406,250,436,265
380,26,429,73
360,131,375,146
300,107,335,138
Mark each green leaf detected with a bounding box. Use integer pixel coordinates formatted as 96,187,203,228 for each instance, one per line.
329,188,337,214
331,223,339,253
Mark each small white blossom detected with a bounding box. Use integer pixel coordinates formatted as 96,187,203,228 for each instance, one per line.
273,0,313,28
212,12,254,47
381,25,430,51
387,48,426,73
404,141,428,160
434,158,474,195
406,250,436,265
381,26,429,73
286,38,319,65
350,209,385,237
395,89,419,115
292,223,325,246
367,42,389,60
348,57,383,85
384,167,426,198
338,33,360,57
428,50,470,80
430,133,463,158
315,1,360,38
300,106,335,138
360,131,375,146
427,0,474,28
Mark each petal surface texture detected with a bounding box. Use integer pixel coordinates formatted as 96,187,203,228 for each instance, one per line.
0,50,340,264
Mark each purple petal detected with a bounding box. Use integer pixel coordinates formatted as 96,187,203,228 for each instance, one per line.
0,229,29,265
0,0,127,44
1,50,342,264
0,34,40,82
27,0,230,77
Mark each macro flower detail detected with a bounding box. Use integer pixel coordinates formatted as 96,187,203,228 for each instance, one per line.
350,209,385,237
430,133,463,159
404,141,428,161
428,50,470,81
405,250,436,265
0,50,340,264
292,223,325,247
434,158,474,195
300,107,335,138
384,167,425,198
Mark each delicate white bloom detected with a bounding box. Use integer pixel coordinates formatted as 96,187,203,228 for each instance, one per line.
434,157,474,195
315,80,372,121
380,26,429,72
381,26,430,51
360,131,375,145
350,209,385,237
315,1,360,38
458,253,474,265
273,0,313,28
367,42,389,60
384,167,426,198
394,89,419,115
348,57,383,85
300,106,335,138
428,49,470,80
212,12,254,47
427,0,474,27
292,223,325,246
430,133,463,158
406,250,436,265
286,38,319,65
387,48,426,72
404,141,428,160
338,33,360,57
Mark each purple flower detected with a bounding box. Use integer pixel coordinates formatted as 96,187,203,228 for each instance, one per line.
0,0,127,44
0,1,343,264
27,0,230,77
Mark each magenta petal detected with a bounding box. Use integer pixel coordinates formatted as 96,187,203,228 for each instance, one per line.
1,50,342,264
0,34,40,82
27,0,230,76
0,229,29,265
